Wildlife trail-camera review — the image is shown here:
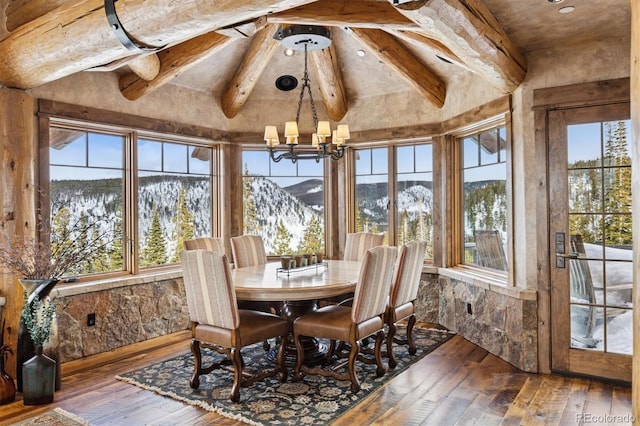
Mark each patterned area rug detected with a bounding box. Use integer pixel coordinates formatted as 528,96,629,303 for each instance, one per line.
9,407,91,425
116,326,454,425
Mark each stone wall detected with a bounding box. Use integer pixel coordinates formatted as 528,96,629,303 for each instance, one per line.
438,274,538,372
55,277,189,363
414,272,440,323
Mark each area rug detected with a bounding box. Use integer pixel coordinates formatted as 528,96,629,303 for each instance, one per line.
116,326,454,425
9,407,91,425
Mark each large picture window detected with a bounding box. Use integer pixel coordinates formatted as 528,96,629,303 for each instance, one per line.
242,151,325,255
47,123,217,278
353,143,434,260
461,126,508,271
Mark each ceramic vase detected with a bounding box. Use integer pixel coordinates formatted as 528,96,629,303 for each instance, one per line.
22,346,55,405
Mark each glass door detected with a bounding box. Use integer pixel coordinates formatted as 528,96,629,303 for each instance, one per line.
548,103,632,381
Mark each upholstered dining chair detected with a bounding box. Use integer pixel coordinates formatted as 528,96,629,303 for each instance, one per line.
343,232,384,261
184,236,225,253
385,240,427,369
180,250,288,402
293,245,397,393
230,235,268,268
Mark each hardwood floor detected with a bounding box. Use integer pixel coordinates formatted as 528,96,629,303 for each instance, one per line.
0,325,632,425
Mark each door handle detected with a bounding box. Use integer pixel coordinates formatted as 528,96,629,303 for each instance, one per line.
556,252,579,259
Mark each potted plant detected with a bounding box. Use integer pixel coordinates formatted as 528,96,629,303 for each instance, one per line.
0,212,113,394
20,296,57,405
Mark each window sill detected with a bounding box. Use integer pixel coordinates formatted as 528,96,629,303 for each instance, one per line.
438,267,536,300
55,269,183,297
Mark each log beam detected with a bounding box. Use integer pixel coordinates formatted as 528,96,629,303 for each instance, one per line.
310,43,348,122
351,28,446,108
220,25,280,119
127,54,161,82
5,0,70,31
387,30,471,73
0,0,316,89
119,32,236,101
392,0,526,93
267,0,419,30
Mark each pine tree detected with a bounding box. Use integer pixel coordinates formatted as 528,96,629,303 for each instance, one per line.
398,210,409,244
273,219,293,255
109,208,124,270
171,187,195,262
355,205,364,232
242,164,261,235
297,215,324,253
141,205,167,266
603,121,632,245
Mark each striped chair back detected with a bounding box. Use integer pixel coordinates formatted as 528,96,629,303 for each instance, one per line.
351,245,397,323
180,250,239,329
344,232,385,261
184,237,225,254
389,241,427,308
230,235,267,268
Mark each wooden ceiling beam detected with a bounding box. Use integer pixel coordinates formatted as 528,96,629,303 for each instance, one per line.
220,24,280,119
387,30,472,73
0,0,316,89
267,0,420,30
5,0,71,31
392,0,526,93
310,43,349,122
120,32,236,101
351,28,446,109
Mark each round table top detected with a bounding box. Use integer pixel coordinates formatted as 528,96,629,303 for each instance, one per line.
231,260,361,301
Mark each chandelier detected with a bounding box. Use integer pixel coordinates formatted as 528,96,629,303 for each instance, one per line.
264,25,350,163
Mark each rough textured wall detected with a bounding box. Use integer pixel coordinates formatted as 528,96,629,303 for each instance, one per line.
28,72,227,130
414,272,440,323
511,37,630,291
56,278,189,362
439,276,538,372
226,70,503,133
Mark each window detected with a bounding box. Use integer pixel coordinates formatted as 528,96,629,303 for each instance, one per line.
396,144,434,258
461,126,508,271
47,123,217,278
137,138,213,267
241,150,325,255
353,143,434,260
354,147,389,238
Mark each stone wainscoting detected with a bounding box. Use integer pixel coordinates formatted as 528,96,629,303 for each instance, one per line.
438,269,538,372
53,268,537,373
55,272,189,363
415,272,440,323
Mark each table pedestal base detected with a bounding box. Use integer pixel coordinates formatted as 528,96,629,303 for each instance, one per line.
267,299,328,367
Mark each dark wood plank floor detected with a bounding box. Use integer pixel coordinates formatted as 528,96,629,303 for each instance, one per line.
0,325,632,425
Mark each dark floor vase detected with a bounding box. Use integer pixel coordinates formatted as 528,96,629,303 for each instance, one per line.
0,358,15,405
22,346,55,405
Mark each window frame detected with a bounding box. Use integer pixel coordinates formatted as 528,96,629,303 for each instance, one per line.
239,146,330,257
451,115,513,281
39,116,221,281
347,138,435,262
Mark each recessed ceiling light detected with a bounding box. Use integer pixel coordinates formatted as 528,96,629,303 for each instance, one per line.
559,5,575,13
548,0,564,3
356,49,366,57
283,48,295,57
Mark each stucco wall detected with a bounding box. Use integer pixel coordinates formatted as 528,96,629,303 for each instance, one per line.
511,37,630,291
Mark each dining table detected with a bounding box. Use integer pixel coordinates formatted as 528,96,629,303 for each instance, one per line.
231,259,361,365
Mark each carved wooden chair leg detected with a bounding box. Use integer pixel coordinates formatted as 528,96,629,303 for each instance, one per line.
374,330,386,377
386,321,398,369
276,337,288,382
406,315,417,355
189,339,202,388
229,347,242,403
348,339,362,393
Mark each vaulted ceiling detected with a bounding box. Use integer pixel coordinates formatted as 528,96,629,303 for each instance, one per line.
0,0,631,122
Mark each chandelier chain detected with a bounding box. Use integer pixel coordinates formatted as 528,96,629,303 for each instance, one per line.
295,44,319,128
